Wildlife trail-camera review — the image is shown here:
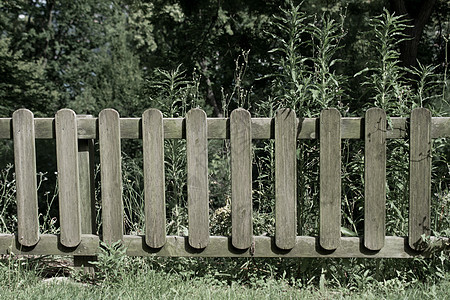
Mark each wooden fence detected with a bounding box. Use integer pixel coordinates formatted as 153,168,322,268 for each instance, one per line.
0,107,448,260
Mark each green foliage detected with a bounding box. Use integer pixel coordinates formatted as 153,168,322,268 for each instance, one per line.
0,164,60,235
146,65,203,117
89,240,129,284
309,14,347,110
0,37,59,116
265,1,309,112
0,164,16,233
355,9,407,112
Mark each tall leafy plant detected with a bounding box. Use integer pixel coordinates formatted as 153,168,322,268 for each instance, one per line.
355,9,411,114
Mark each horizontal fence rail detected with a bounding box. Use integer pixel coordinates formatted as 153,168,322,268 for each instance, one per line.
0,107,448,259
1,115,450,140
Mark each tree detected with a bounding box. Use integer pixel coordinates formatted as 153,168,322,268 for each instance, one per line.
390,0,437,67
0,37,59,116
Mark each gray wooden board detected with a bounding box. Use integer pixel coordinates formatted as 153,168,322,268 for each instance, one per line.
0,234,99,255
186,109,210,249
99,109,124,244
77,117,96,139
0,117,449,140
364,108,386,250
275,109,297,250
12,109,39,247
431,117,450,138
230,109,253,249
319,108,341,250
56,109,81,247
122,235,430,258
142,109,166,248
76,135,96,274
78,138,96,234
0,234,446,258
409,108,432,250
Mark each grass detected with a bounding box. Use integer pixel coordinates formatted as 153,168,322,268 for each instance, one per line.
0,256,450,300
0,258,448,300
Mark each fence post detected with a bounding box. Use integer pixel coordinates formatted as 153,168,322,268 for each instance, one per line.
74,114,97,274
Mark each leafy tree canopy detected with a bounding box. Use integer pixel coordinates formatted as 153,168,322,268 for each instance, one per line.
0,0,448,116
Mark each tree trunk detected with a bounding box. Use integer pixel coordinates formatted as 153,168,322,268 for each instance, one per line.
390,0,436,67
200,60,222,117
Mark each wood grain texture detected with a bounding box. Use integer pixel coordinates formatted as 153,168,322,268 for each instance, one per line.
121,235,434,258
230,109,253,249
1,116,449,140
142,109,166,248
12,109,39,247
186,109,209,249
78,137,96,234
0,234,99,255
99,109,123,244
319,108,341,250
431,117,450,138
76,126,97,273
0,234,442,258
1,234,446,257
364,108,386,250
409,108,432,251
56,109,81,247
275,109,297,250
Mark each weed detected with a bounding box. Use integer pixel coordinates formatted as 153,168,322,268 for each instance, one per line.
88,240,129,284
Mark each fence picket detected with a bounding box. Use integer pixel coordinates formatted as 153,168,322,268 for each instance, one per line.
56,109,81,247
143,109,166,248
409,108,432,251
12,109,39,247
75,116,96,272
77,122,96,234
99,109,123,244
320,108,341,250
364,108,386,250
275,108,297,250
186,109,209,249
231,109,253,250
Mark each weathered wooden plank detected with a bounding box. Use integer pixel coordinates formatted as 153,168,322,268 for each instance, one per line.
122,235,434,258
0,234,445,257
431,117,450,138
275,109,297,250
186,109,209,249
77,117,97,139
12,109,39,247
35,118,55,138
250,118,272,139
0,234,99,255
142,109,166,248
99,109,123,244
78,138,96,233
120,118,140,139
319,108,341,250
56,109,81,247
76,123,97,273
208,118,228,138
230,109,252,250
364,108,386,250
164,118,184,139
1,116,449,140
409,108,432,251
